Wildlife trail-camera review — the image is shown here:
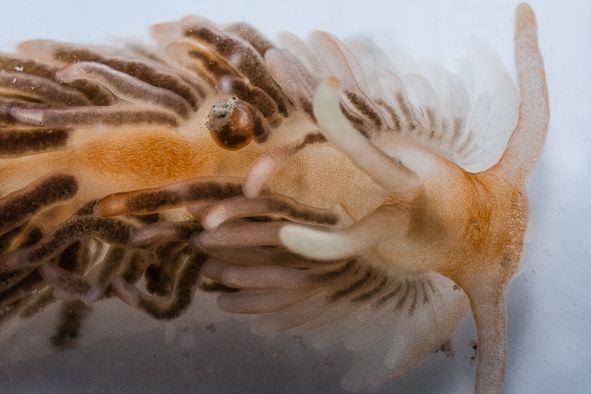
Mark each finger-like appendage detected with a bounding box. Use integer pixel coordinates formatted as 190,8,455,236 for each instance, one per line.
279,206,409,261
0,225,43,298
454,274,508,394
313,79,420,196
9,105,180,128
193,221,284,250
265,48,319,121
130,220,201,246
0,216,134,272
144,243,191,297
249,291,331,336
202,263,356,317
0,127,70,158
202,193,340,230
186,202,213,220
213,260,357,292
94,176,243,217
225,22,275,57
184,26,291,117
218,287,318,314
0,268,33,293
221,265,314,290
0,174,78,236
110,276,140,306
0,71,91,106
200,259,227,283
494,3,549,182
111,252,205,320
217,76,280,121
38,263,91,301
242,144,297,198
242,133,326,198
203,246,329,268
473,296,507,394
56,62,194,119
50,300,92,350
18,39,203,109
84,246,127,303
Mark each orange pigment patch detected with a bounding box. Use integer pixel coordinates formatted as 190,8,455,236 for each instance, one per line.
75,131,213,187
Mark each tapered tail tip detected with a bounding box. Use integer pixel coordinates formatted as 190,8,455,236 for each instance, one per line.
516,3,537,33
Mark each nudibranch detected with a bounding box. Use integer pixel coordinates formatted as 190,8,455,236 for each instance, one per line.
0,3,547,393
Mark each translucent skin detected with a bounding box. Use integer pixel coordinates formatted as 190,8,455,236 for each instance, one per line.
0,3,547,393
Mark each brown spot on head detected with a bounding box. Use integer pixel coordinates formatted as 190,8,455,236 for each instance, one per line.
206,97,254,150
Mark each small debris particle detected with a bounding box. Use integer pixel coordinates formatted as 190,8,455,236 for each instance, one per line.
435,340,455,359
469,338,478,360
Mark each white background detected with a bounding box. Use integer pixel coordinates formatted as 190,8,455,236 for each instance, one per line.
0,0,589,393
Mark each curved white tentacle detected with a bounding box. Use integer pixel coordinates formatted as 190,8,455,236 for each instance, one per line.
313,79,421,196
279,205,409,261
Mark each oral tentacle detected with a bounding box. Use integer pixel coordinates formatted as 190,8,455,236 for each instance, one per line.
279,206,410,261
313,79,420,196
